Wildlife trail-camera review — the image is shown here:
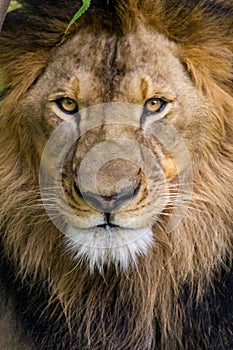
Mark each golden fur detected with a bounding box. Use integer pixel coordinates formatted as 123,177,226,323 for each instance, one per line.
0,1,233,349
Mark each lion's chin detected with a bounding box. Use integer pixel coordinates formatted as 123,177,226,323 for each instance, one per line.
65,226,154,273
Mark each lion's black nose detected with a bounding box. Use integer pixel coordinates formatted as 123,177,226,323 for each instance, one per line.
75,182,141,212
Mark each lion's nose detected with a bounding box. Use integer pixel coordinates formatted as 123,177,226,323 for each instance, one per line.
74,158,143,212
75,181,141,212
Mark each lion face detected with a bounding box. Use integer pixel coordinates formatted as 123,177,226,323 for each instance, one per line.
0,2,233,349
22,28,209,271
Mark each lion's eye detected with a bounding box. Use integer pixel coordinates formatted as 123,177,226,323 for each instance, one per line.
56,97,78,114
144,98,167,114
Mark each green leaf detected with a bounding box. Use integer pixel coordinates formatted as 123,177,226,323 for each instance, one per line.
65,0,91,34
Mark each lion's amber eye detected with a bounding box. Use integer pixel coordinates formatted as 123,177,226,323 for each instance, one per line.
144,98,167,114
56,97,78,114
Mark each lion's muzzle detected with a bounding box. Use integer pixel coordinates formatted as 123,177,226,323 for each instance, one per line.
74,157,142,213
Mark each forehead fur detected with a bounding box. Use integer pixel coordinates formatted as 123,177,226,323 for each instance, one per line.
0,0,232,101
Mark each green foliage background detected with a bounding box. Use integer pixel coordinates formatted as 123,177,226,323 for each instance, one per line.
9,1,20,11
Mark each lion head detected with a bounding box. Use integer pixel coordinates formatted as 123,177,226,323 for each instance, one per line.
0,1,233,349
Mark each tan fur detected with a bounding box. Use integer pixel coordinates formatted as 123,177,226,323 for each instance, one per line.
0,1,233,349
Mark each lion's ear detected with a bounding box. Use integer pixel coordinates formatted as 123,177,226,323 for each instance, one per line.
179,44,233,101
0,50,48,91
0,8,60,113
0,50,48,114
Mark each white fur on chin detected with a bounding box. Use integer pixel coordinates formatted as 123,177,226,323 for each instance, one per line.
65,226,154,274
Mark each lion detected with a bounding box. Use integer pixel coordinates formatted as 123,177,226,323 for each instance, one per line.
0,0,232,349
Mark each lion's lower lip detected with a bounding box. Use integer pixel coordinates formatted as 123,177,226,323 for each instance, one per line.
96,223,120,230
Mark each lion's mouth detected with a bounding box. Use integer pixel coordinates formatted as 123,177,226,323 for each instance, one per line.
95,212,120,229
96,223,120,229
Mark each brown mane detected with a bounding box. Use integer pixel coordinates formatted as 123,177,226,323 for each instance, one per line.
0,1,233,349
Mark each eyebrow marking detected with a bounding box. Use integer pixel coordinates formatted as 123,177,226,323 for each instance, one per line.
141,78,149,100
